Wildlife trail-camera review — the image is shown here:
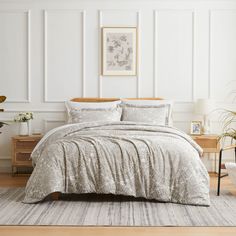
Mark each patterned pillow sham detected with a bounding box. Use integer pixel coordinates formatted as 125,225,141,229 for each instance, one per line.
121,104,171,126
121,99,173,126
65,100,121,123
69,107,122,124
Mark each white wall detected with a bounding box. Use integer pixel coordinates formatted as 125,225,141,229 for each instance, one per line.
0,0,236,172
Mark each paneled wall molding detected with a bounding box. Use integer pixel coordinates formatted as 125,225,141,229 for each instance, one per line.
208,9,212,99
136,10,140,98
3,109,65,113
82,10,86,97
208,9,236,101
153,9,195,102
43,118,66,132
0,9,31,103
43,9,86,102
98,10,102,98
191,10,195,102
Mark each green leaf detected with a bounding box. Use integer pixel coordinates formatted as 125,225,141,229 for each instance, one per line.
0,122,8,128
0,96,6,103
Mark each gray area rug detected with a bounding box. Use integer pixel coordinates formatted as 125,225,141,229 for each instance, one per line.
0,187,236,226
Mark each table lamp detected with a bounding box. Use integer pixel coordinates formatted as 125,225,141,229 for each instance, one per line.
194,99,214,134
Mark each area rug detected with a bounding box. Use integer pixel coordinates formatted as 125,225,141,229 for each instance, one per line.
0,187,236,226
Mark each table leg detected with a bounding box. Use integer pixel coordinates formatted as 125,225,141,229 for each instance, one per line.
214,152,217,173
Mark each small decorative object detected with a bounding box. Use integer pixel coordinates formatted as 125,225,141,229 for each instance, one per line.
190,121,202,135
102,27,137,76
220,110,236,143
14,112,33,136
194,99,215,134
19,122,28,136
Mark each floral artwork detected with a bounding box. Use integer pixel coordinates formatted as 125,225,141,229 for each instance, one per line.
102,27,137,76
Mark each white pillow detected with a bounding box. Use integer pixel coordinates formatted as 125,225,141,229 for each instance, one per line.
69,107,122,124
121,99,173,126
65,100,121,123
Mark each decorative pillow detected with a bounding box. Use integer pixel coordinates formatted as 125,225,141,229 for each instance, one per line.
121,99,173,126
69,107,122,124
65,100,121,123
121,104,171,126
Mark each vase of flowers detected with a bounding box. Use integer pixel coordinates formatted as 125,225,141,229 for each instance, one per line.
14,112,33,136
219,80,236,144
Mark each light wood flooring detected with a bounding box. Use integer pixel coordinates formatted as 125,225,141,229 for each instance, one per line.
0,173,236,236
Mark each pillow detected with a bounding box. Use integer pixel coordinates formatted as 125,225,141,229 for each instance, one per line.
69,107,122,124
121,99,173,126
121,104,171,126
66,100,121,123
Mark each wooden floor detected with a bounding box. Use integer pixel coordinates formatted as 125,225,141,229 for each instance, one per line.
0,173,236,236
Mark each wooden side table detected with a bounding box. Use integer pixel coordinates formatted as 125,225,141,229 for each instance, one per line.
191,134,220,172
11,135,42,175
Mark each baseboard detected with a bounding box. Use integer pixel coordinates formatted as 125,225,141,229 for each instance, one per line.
0,158,11,173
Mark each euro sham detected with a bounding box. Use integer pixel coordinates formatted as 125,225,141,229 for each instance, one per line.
69,107,122,124
65,100,121,123
121,104,171,126
121,99,173,125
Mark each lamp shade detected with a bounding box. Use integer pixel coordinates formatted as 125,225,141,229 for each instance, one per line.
194,99,214,115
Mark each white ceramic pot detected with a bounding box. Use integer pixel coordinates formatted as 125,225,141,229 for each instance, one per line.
27,120,31,135
19,122,28,136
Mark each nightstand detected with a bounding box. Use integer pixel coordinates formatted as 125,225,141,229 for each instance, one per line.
191,134,220,172
11,135,42,175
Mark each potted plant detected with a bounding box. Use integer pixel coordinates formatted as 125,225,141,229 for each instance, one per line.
219,81,236,143
220,110,236,143
0,96,8,133
14,112,33,136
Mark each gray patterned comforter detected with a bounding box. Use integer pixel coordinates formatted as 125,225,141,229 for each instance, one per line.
24,121,210,205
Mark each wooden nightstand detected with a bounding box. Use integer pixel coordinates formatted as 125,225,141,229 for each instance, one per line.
191,134,220,172
11,135,42,175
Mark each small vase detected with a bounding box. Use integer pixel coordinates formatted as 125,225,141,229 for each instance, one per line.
19,122,28,136
27,120,31,135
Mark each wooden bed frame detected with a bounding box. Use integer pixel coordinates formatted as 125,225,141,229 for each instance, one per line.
71,97,163,102
51,97,163,201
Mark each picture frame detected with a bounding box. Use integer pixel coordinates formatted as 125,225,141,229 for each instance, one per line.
190,121,202,135
101,27,137,76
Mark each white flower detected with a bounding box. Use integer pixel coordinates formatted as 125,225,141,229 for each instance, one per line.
25,114,31,120
14,111,34,122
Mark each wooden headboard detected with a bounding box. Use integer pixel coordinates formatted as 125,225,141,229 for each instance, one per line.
70,97,163,102
71,98,120,102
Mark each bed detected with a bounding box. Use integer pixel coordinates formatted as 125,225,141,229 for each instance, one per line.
23,98,210,206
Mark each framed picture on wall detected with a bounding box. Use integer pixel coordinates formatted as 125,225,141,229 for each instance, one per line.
190,121,202,135
101,27,137,76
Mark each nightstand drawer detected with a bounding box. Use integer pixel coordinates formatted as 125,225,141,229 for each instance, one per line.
194,138,218,149
15,152,31,163
12,135,42,175
15,140,38,150
191,135,220,153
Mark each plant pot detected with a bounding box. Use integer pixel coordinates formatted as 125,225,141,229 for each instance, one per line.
27,120,31,135
19,122,28,136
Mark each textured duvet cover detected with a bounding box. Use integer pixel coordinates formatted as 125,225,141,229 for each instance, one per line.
24,121,210,206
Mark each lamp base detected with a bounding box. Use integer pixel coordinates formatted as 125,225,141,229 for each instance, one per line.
202,116,211,135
